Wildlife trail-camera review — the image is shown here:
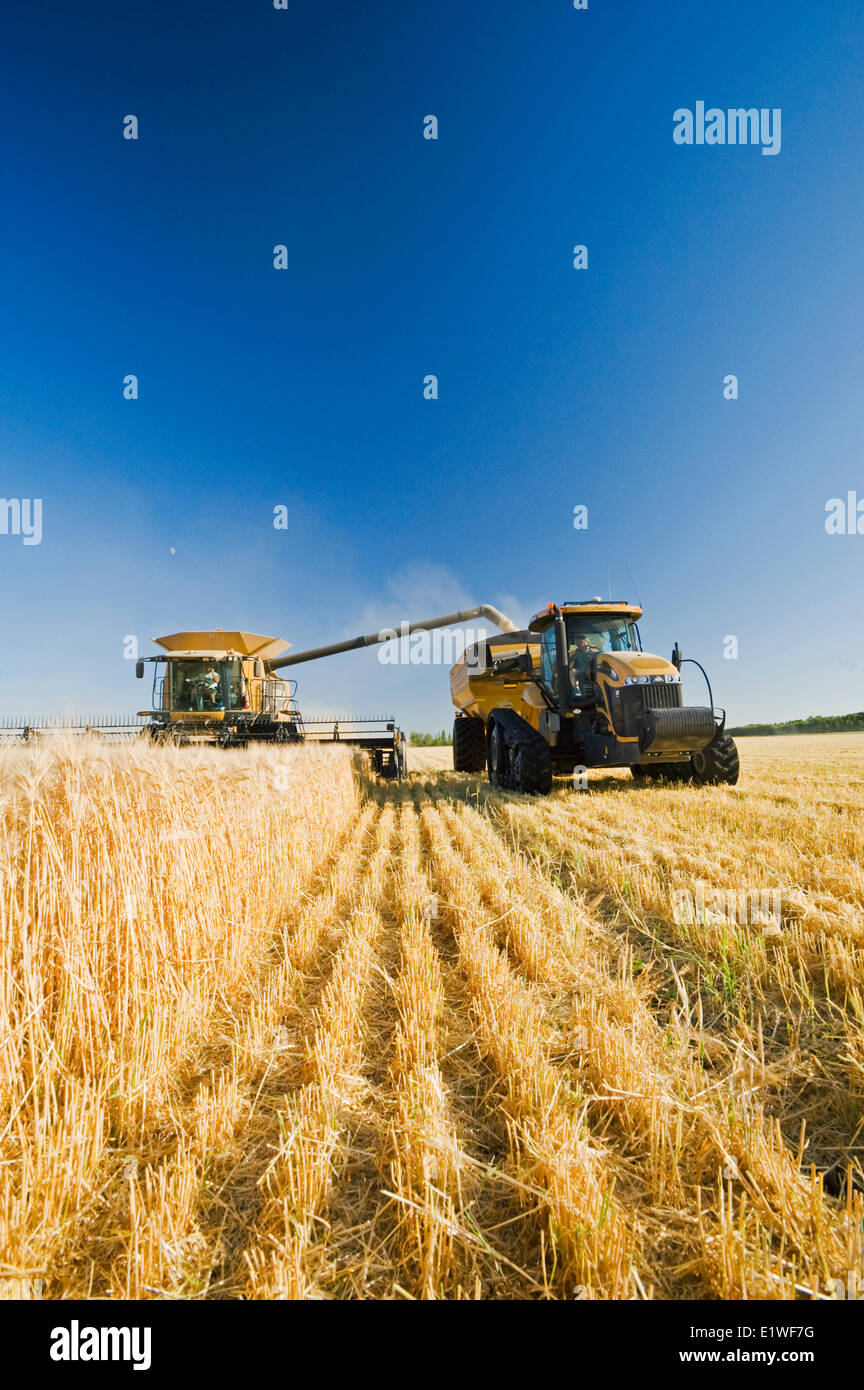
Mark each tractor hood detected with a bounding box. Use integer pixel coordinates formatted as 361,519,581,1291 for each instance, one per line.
592,652,680,684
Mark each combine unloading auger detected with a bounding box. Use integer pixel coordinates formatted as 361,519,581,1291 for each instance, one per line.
264,605,519,671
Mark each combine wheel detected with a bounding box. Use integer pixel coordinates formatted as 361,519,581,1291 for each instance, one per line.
488,710,552,795
691,732,740,786
452,715,487,772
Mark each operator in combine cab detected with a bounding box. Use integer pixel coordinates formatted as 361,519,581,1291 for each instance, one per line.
199,666,222,709
182,665,222,711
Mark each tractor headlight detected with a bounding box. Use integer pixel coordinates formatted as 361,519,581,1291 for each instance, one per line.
624,674,681,685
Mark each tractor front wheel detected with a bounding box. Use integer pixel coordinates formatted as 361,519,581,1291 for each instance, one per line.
691,732,740,786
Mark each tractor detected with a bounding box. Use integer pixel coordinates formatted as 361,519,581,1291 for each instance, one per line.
449,599,739,794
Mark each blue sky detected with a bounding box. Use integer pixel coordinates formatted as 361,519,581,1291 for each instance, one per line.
0,0,861,728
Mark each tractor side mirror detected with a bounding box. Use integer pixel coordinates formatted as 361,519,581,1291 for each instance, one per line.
254,659,264,678
671,643,682,670
135,660,144,679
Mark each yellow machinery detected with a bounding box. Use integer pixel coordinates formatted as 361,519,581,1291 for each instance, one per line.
0,599,737,792
449,599,739,793
136,630,301,744
135,629,407,776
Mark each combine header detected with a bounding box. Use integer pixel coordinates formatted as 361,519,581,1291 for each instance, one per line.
300,717,407,778
0,714,148,743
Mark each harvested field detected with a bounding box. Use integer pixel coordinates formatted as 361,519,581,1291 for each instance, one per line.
1,733,862,1300
406,746,453,773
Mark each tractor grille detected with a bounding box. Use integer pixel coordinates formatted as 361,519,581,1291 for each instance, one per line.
612,681,683,738
641,682,682,711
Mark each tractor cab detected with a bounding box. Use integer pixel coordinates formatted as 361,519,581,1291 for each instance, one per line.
528,600,643,706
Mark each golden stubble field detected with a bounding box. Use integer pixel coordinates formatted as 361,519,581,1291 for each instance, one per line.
1,732,862,1300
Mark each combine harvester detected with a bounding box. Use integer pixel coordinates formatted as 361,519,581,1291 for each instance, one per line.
0,598,738,793
0,628,408,779
133,630,407,778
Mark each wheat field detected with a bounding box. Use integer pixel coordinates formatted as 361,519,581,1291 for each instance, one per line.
1,733,862,1300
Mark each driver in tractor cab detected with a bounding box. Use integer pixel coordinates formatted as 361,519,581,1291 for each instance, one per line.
569,633,598,695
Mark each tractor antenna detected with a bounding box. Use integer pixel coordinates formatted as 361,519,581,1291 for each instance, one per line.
625,564,643,609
